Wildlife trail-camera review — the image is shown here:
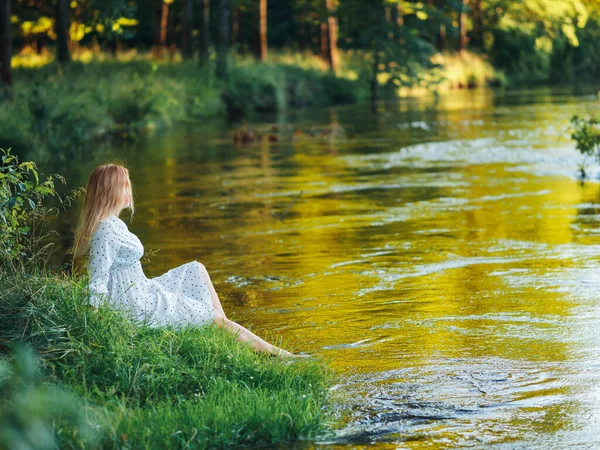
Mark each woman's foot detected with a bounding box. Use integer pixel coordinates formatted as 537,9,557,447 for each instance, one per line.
273,349,313,359
289,353,312,358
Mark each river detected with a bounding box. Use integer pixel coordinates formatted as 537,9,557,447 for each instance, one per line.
53,87,600,448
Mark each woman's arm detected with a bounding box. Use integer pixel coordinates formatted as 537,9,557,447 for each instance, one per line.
88,223,119,308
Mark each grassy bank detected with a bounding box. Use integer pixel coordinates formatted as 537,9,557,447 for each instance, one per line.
0,55,364,162
0,269,332,449
0,50,505,162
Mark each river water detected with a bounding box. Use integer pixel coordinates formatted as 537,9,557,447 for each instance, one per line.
55,87,600,448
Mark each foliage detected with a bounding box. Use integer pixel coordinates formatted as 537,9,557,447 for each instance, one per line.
0,61,224,159
224,62,364,117
431,51,506,90
6,0,600,92
570,115,600,177
0,58,364,157
0,346,100,450
487,0,600,85
338,0,439,103
0,149,64,269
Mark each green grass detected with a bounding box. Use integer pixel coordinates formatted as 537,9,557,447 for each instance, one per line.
0,269,333,449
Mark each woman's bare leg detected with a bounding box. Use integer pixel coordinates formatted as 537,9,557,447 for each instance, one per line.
197,262,226,318
199,262,303,358
213,313,291,357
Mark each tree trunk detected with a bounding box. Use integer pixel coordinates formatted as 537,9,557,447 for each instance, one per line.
35,36,46,55
471,0,484,49
370,48,379,113
439,24,447,50
167,0,177,60
320,22,328,61
325,0,339,73
216,0,231,78
385,6,392,37
232,6,239,46
198,0,210,63
152,0,163,58
0,0,11,86
397,3,404,27
393,2,403,41
182,0,194,59
458,0,468,52
298,9,307,51
160,1,169,48
259,0,267,61
433,0,446,51
56,0,70,63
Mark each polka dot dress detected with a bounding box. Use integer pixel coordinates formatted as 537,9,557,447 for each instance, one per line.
88,215,215,328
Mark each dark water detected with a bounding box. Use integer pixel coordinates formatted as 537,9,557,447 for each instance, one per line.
53,87,600,447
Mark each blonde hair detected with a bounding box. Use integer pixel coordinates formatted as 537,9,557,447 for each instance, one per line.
73,163,134,260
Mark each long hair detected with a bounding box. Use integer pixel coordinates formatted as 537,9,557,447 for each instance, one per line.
73,164,134,260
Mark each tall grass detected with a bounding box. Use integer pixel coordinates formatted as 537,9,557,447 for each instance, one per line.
0,268,332,448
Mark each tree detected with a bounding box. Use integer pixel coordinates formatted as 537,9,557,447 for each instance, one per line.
182,0,194,59
198,0,210,63
338,0,437,110
259,0,267,60
160,0,170,49
320,19,328,62
458,0,468,52
471,0,484,49
434,0,447,51
232,5,239,45
56,0,70,63
325,0,339,73
216,0,231,78
152,0,163,57
0,0,10,86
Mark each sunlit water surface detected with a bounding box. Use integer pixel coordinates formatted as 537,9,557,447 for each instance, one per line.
51,87,600,448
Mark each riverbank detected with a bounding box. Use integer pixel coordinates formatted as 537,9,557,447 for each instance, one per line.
0,268,332,448
0,56,364,162
0,50,505,162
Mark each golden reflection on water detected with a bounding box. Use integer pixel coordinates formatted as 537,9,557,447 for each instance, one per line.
56,87,600,447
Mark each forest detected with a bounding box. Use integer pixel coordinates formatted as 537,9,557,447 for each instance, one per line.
3,1,600,93
0,0,599,160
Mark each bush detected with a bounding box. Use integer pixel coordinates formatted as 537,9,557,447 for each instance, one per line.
0,149,65,269
570,114,600,178
0,347,100,450
491,27,553,85
223,63,287,117
223,62,365,118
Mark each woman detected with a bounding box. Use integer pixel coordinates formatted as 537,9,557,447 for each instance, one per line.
73,164,301,358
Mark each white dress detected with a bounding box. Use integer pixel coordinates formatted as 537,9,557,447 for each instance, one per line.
87,214,215,328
